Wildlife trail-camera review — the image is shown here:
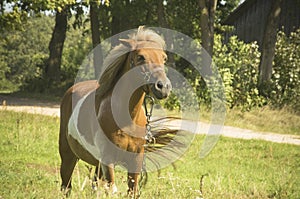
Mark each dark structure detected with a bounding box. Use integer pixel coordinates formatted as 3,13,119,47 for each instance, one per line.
222,0,300,46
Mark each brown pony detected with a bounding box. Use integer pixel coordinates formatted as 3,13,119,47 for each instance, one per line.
59,26,172,197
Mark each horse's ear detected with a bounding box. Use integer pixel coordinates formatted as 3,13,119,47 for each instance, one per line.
119,39,137,50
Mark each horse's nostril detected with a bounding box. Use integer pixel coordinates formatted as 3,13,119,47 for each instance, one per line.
156,81,164,90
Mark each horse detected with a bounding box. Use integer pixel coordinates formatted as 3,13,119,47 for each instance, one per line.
59,26,173,197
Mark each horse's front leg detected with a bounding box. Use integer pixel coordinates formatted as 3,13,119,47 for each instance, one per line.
101,163,118,194
128,172,141,197
127,152,144,198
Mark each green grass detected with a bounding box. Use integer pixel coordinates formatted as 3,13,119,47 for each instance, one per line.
0,110,299,198
224,106,300,135
154,105,300,136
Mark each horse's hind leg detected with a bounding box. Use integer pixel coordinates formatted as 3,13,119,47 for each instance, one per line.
92,165,102,190
59,148,78,195
101,163,118,194
59,121,78,195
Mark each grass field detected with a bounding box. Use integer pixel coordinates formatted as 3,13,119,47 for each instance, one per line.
0,110,299,198
155,105,300,136
223,106,300,136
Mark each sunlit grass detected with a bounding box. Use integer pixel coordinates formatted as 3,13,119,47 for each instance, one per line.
224,106,300,135
0,110,299,198
153,105,300,135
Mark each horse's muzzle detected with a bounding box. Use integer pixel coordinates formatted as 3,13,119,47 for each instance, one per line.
152,78,172,99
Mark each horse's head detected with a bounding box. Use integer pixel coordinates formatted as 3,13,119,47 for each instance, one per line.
131,45,171,99
120,27,172,100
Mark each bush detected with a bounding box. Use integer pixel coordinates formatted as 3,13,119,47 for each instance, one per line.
163,34,265,111
213,34,265,109
271,29,300,112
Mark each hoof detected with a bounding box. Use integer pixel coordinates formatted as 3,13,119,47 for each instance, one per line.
127,189,140,199
104,182,118,195
111,184,118,194
61,185,72,197
92,181,98,191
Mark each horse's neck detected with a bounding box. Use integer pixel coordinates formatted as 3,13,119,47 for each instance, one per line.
129,89,146,124
121,56,146,126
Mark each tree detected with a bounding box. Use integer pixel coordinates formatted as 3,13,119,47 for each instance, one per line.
258,0,282,96
110,0,126,46
45,7,69,85
215,0,240,24
90,1,102,79
199,0,217,56
0,0,76,88
157,0,168,28
0,1,30,32
0,15,53,91
157,0,177,65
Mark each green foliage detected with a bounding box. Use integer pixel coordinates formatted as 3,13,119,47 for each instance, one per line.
162,92,181,111
271,29,300,112
165,0,200,37
0,14,92,93
216,0,240,23
60,24,92,87
0,15,52,92
0,44,14,91
0,7,28,31
213,34,265,109
2,0,76,12
164,34,264,111
211,30,300,111
0,0,76,32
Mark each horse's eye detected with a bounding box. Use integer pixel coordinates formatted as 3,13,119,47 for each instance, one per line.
137,55,145,63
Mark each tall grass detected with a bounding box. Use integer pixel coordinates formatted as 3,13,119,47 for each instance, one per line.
154,105,300,135
0,110,299,198
224,106,300,135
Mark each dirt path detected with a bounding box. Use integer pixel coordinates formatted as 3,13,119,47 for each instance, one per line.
1,95,299,145
0,94,60,117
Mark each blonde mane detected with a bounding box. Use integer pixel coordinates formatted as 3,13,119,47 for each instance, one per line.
96,26,166,99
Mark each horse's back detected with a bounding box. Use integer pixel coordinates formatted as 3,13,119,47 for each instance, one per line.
60,80,99,119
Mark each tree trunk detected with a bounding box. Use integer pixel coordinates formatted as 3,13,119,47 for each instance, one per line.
110,0,122,47
199,0,217,57
45,8,68,85
0,1,4,14
157,0,168,28
258,0,282,96
157,0,175,66
90,1,102,79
